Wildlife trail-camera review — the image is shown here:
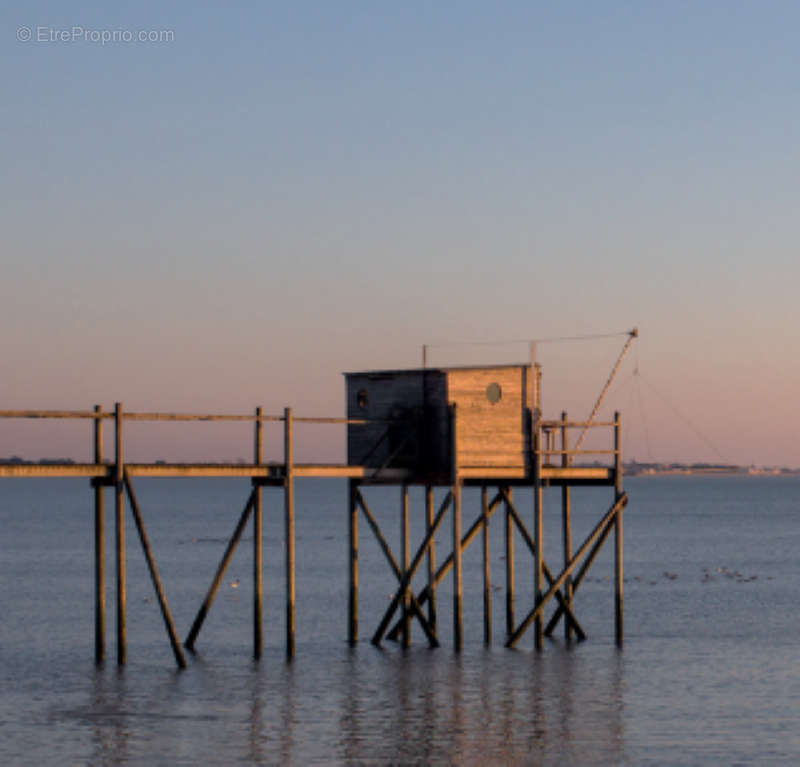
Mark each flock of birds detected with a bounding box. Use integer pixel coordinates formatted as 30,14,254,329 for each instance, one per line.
583,567,773,586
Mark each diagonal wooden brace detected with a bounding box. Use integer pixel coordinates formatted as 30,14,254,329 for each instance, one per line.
506,493,627,648
123,472,187,669
544,501,618,637
386,489,504,642
356,490,444,647
499,487,586,641
184,488,256,651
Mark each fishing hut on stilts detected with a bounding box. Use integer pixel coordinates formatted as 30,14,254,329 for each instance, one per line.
0,330,635,667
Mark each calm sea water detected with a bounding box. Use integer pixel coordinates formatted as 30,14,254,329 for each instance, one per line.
2,475,800,765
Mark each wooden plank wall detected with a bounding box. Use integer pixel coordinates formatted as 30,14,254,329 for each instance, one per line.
446,367,529,469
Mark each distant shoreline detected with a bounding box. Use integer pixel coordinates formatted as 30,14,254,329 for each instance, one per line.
623,463,800,477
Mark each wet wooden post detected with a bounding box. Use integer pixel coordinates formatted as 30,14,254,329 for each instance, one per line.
450,405,463,651
425,485,437,633
348,478,358,645
253,407,263,659
561,411,573,641
93,404,105,664
533,409,544,651
284,407,295,658
505,486,514,640
614,411,624,646
114,402,126,665
401,484,410,648
482,485,491,645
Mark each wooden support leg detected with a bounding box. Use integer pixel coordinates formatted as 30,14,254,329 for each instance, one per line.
284,407,295,659
401,484,410,649
426,485,436,634
114,402,126,666
482,486,491,645
452,477,463,651
185,489,256,651
534,480,543,651
505,486,514,641
253,407,263,660
124,474,187,669
615,410,624,647
615,505,624,646
560,412,573,641
93,405,104,665
348,479,358,646
562,484,573,641
450,405,462,651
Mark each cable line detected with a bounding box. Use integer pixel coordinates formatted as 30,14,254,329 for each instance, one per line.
636,371,729,465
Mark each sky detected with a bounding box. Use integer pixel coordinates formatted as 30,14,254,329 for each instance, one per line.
3,1,800,466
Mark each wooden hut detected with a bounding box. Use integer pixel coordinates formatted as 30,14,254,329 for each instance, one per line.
344,364,539,479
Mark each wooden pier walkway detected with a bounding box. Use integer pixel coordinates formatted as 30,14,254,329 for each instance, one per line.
0,401,625,668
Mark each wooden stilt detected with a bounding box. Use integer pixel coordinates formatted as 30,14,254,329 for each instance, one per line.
348,479,358,646
425,485,436,634
482,486,491,645
253,406,263,660
505,486,514,641
451,406,463,651
114,402,126,665
284,407,295,659
185,489,256,651
615,411,624,646
124,474,187,669
93,405,105,664
533,411,543,651
401,484,410,649
561,411,573,641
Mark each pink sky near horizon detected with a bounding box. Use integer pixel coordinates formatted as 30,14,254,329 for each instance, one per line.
4,2,800,467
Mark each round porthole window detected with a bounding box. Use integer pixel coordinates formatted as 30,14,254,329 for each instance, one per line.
356,389,369,410
485,382,502,404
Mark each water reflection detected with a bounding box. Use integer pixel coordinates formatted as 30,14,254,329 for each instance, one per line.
68,642,626,765
330,644,624,765
87,669,130,766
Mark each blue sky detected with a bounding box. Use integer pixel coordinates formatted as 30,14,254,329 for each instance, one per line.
3,2,800,464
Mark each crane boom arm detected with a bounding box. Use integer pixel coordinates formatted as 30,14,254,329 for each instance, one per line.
573,328,638,452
